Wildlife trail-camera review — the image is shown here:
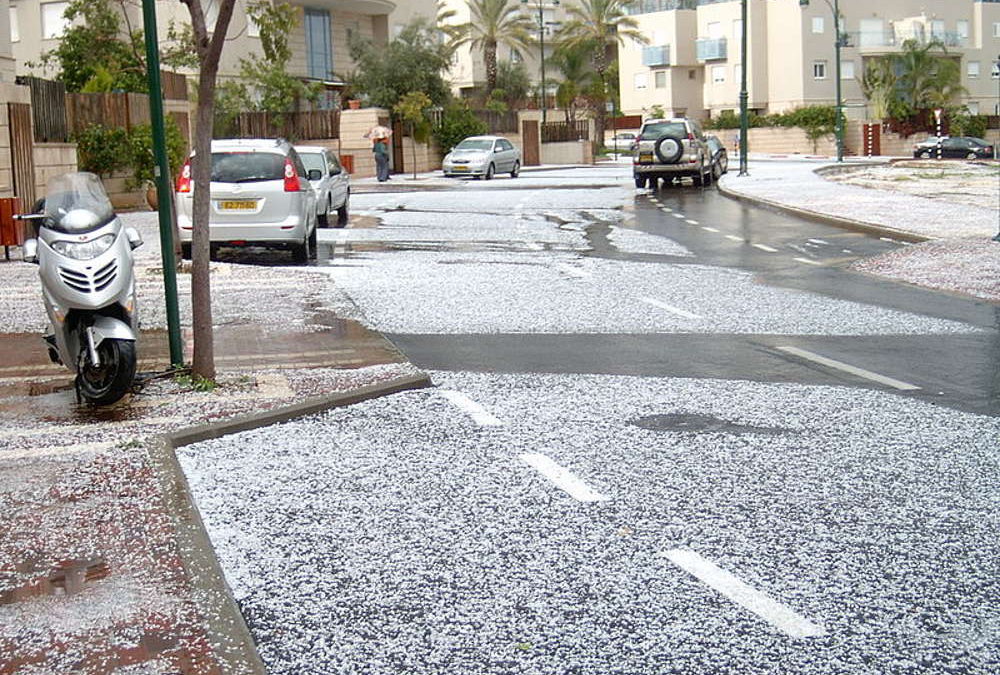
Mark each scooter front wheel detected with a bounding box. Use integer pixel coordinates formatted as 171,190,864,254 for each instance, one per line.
77,338,137,405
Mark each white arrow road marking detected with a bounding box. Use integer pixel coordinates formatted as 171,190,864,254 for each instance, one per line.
665,549,826,639
439,390,503,426
519,453,609,502
753,243,779,253
776,346,921,391
641,297,703,320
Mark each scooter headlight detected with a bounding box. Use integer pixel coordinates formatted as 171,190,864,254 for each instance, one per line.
51,234,116,260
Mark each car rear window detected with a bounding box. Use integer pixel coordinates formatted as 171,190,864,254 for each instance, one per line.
640,122,686,140
211,152,286,183
299,152,325,174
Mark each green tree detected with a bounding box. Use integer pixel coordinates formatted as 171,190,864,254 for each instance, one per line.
556,0,646,146
349,18,452,109
551,44,596,123
860,58,896,122
434,100,488,153
452,0,535,95
894,39,964,112
494,60,532,106
395,91,434,180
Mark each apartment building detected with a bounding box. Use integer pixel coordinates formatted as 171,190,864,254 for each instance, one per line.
620,0,1000,121
9,0,436,98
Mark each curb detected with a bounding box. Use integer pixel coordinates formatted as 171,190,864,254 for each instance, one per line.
716,178,930,245
147,371,433,673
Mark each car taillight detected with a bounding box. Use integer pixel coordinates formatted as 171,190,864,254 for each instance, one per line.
176,159,192,193
283,158,301,192
688,133,695,141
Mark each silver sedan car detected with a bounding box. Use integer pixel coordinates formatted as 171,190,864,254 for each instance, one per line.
295,145,350,227
442,135,521,180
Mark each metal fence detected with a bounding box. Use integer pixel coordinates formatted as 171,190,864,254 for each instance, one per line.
541,120,589,143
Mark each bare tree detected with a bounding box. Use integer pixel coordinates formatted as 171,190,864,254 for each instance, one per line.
180,0,238,380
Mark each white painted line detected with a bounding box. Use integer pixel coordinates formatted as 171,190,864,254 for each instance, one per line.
555,263,591,279
807,238,830,245
660,207,672,212
665,549,826,639
879,237,897,243
641,297,703,320
519,453,609,502
753,244,779,253
725,235,744,242
701,226,720,232
439,390,503,426
793,257,822,266
685,219,699,225
672,213,686,220
776,346,921,391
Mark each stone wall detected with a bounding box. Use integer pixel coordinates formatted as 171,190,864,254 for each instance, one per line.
541,140,592,165
33,143,77,200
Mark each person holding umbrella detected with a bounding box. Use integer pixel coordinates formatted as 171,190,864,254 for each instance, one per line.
366,125,392,183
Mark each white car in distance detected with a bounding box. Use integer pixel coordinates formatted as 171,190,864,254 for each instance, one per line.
442,136,521,180
295,145,350,227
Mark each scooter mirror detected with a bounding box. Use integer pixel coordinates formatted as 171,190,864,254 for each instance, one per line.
125,227,144,250
23,238,38,264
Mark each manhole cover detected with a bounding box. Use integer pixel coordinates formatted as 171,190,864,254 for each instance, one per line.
629,413,785,436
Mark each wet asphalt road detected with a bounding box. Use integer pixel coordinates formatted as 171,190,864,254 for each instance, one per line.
180,167,1000,674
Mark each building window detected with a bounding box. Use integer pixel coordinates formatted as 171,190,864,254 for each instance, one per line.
634,72,648,90
813,60,827,79
967,102,979,115
957,20,969,40
812,17,824,34
930,20,944,39
9,5,18,42
712,65,726,84
968,61,980,79
993,22,1000,38
247,14,260,38
40,1,69,39
689,69,696,80
841,60,855,80
654,70,667,89
304,8,332,80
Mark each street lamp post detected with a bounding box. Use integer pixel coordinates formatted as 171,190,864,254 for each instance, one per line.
522,0,559,125
994,55,1000,242
801,0,844,162
738,0,749,176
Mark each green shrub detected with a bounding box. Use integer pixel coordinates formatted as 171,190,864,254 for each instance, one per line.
433,101,487,153
74,124,130,177
950,113,988,139
127,118,188,189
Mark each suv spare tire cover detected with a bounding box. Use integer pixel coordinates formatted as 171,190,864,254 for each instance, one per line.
655,135,684,164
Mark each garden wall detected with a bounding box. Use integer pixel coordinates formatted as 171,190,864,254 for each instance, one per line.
33,143,77,200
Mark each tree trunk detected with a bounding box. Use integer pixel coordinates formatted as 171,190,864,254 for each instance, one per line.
485,40,498,94
191,66,218,381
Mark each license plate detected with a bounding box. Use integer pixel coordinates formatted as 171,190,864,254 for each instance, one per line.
639,153,654,163
219,200,257,211
454,165,468,171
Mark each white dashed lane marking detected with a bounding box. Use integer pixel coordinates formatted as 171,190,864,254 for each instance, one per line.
519,453,610,503
753,244,779,253
776,346,921,391
725,235,743,242
641,297,703,320
439,390,503,426
702,226,720,233
685,219,699,225
665,549,826,639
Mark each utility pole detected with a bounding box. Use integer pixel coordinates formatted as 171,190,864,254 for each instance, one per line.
141,0,183,367
800,0,844,162
738,0,749,176
523,0,559,125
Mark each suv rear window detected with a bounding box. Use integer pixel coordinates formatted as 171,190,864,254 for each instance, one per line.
640,122,686,140
211,152,286,183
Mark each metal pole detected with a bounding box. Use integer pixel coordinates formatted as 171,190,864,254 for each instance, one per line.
539,3,547,125
141,0,183,367
738,0,749,176
995,56,1000,241
834,0,843,162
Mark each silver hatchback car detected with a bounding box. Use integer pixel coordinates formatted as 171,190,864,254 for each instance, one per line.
295,145,350,228
442,135,521,179
175,138,318,261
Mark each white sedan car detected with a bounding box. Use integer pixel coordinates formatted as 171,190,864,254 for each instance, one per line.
296,145,350,227
442,135,521,180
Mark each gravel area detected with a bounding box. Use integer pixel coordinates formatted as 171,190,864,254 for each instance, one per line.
827,160,999,211
178,370,1000,674
321,250,976,335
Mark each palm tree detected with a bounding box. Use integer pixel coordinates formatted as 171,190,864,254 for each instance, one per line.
894,38,965,112
453,0,536,95
556,0,646,144
551,43,596,123
860,58,896,122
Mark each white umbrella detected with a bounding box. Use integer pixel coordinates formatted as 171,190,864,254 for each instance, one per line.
364,125,393,140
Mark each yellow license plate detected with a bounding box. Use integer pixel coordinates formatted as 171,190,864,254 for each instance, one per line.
219,200,257,211
454,165,468,171
639,153,654,163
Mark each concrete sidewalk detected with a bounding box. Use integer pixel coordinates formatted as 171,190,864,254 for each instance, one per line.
0,218,431,672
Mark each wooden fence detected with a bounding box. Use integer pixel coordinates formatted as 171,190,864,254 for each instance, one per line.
234,110,341,141
17,76,68,143
541,120,589,143
474,110,519,134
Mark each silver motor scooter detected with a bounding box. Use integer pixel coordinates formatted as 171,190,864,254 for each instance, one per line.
20,172,144,405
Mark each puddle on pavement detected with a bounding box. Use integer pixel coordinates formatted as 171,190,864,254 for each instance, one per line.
630,413,789,436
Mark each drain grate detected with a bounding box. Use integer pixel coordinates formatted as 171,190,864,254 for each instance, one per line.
629,413,786,436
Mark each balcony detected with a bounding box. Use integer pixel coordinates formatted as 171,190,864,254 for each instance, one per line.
850,29,967,54
642,45,671,67
696,37,727,61
288,0,395,15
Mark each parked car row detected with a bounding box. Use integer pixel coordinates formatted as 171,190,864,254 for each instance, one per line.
174,138,350,263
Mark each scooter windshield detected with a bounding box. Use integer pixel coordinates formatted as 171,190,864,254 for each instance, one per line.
43,172,115,233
